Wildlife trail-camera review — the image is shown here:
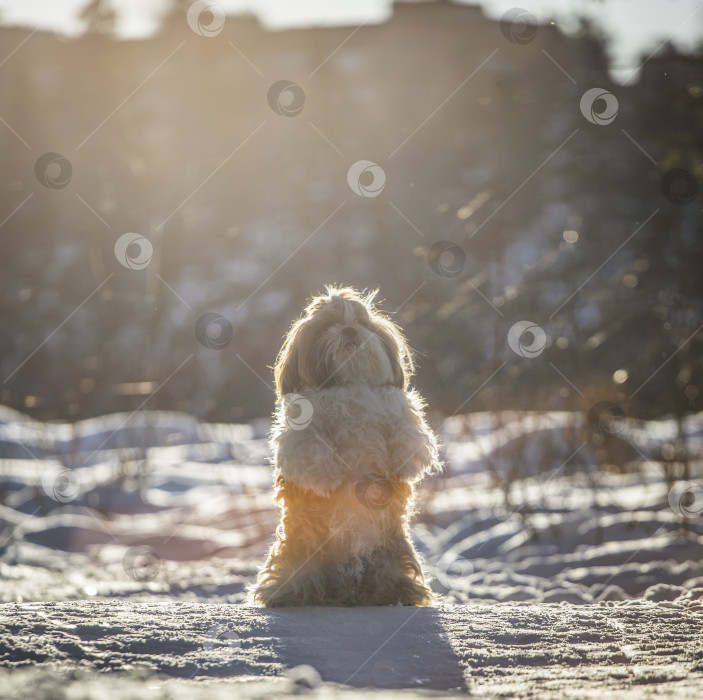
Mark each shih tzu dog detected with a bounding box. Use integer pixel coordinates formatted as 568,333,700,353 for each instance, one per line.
251,286,441,607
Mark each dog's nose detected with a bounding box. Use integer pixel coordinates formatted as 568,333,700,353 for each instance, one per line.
341,326,357,341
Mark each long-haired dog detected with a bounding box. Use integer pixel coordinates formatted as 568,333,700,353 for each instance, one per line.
251,286,442,606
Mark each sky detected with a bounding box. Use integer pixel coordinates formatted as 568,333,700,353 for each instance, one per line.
0,0,701,83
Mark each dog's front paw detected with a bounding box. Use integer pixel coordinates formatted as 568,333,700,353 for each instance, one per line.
389,430,441,482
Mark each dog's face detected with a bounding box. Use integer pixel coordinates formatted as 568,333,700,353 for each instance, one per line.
274,287,413,395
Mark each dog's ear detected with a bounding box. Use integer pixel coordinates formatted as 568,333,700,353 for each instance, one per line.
298,317,336,389
388,349,406,389
274,327,302,396
373,317,412,390
384,338,407,389
275,318,330,395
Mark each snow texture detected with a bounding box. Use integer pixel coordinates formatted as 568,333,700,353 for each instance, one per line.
1,601,703,697
1,406,703,696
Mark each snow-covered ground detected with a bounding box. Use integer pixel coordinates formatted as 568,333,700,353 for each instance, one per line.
3,600,703,698
1,404,703,696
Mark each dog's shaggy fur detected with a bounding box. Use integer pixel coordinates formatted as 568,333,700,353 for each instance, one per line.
250,287,442,607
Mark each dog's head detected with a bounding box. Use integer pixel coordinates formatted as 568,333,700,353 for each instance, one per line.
274,286,413,396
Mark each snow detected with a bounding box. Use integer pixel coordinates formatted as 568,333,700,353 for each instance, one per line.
1,600,703,697
1,406,702,696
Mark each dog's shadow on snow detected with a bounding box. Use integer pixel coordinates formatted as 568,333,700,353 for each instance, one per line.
249,605,468,691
